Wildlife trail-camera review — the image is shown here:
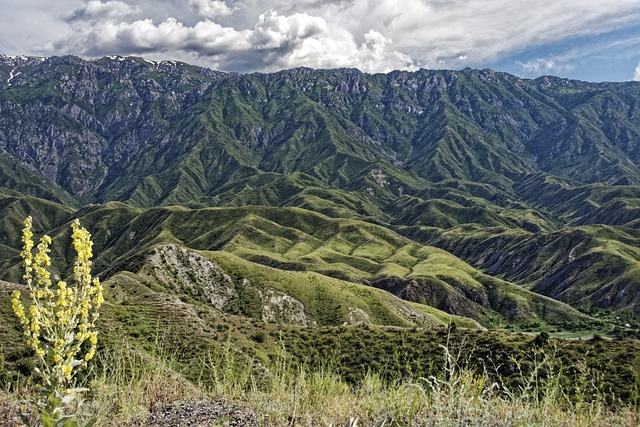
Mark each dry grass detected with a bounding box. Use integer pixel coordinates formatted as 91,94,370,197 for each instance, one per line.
2,339,639,427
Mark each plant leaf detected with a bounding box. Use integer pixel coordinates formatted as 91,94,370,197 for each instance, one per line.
61,393,76,405
39,410,54,427
62,418,79,427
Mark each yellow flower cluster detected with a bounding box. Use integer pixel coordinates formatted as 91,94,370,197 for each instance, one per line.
11,216,104,391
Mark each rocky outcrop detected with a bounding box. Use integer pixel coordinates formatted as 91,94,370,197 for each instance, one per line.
145,244,236,310
259,288,308,326
140,244,309,324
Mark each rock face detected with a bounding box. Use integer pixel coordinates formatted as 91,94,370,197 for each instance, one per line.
145,244,236,310
141,244,308,324
348,307,371,325
259,288,308,326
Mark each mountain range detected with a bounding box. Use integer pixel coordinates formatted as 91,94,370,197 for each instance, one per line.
0,53,639,333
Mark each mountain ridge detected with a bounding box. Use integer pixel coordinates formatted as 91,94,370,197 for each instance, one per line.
1,54,639,320
2,54,640,205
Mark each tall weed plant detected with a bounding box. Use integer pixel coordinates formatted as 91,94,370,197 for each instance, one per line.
11,217,103,427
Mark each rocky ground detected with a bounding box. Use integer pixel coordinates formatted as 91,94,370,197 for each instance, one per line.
144,400,258,427
0,399,258,427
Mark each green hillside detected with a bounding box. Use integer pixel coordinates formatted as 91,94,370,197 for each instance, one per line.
0,55,639,318
0,198,590,328
2,56,640,424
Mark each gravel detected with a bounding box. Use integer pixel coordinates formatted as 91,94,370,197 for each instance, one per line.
144,400,258,427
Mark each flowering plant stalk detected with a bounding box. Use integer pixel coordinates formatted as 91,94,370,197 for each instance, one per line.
12,216,104,427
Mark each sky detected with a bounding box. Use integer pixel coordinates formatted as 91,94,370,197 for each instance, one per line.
3,0,640,82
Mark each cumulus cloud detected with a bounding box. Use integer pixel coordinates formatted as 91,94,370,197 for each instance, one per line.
54,18,251,56
245,10,414,72
50,5,414,72
250,10,326,49
189,0,236,19
257,23,414,72
66,0,138,22
30,0,640,75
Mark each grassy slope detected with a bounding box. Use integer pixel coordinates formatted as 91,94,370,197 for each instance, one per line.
0,191,594,329
2,277,639,420
423,223,640,313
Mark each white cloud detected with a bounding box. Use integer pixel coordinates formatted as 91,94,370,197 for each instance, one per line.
53,17,251,56
20,0,640,75
66,0,138,22
49,6,414,72
250,10,326,49
284,0,640,70
349,0,640,69
189,0,236,19
634,62,640,81
258,24,414,72
245,11,414,72
517,57,575,77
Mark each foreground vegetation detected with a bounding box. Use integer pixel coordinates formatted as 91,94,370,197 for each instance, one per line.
2,331,639,426
2,245,639,426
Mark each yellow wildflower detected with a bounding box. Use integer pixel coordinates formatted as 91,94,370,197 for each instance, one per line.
84,347,96,363
12,215,104,419
62,364,73,381
11,291,26,322
89,331,98,346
